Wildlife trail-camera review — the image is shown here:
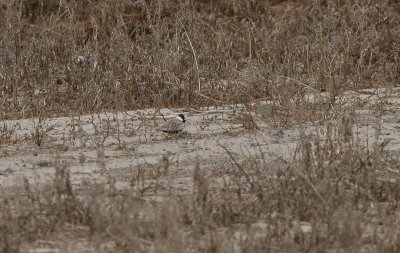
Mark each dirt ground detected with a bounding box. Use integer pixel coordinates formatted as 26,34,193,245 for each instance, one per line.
1,88,400,187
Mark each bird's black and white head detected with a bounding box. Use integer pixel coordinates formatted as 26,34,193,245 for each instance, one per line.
176,114,186,123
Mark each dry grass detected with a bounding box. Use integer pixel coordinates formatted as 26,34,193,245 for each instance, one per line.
1,0,400,252
0,0,399,119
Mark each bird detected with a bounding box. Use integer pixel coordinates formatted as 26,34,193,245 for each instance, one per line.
157,114,186,134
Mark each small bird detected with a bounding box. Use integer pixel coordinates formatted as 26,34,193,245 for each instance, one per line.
157,114,186,134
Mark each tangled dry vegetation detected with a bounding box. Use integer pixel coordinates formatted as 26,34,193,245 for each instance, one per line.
0,0,399,118
1,0,400,252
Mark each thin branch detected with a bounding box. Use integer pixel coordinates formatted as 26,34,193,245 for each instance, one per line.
196,91,224,103
179,19,201,92
275,74,318,92
218,142,254,189
298,170,327,205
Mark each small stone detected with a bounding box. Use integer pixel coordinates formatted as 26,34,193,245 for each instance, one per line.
233,244,241,253
33,152,38,156
257,103,270,115
250,143,267,147
186,147,196,153
300,222,312,233
37,161,49,167
397,119,400,124
0,168,14,175
77,55,85,63
46,125,55,132
272,128,284,136
5,168,14,174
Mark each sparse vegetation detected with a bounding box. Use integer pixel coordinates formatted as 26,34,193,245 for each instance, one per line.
31,112,48,146
0,0,400,252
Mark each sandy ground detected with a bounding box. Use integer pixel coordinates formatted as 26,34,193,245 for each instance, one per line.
1,88,400,192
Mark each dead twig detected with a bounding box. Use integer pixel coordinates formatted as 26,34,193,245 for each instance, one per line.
218,141,254,189
179,19,201,92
